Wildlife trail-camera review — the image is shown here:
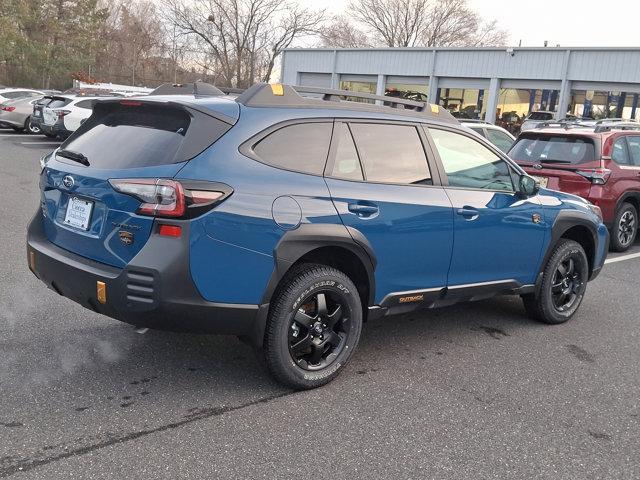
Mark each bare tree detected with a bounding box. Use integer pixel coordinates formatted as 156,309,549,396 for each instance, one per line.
348,0,430,47
161,0,324,88
320,15,370,48
420,0,507,47
348,0,507,48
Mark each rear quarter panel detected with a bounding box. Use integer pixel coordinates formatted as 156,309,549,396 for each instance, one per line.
177,107,344,305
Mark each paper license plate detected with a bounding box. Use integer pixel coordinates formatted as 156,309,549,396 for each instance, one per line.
64,197,93,230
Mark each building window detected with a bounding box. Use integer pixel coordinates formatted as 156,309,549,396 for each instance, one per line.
385,83,429,103
437,88,486,120
339,80,376,104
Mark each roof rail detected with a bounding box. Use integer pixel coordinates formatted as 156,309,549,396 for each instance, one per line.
149,82,224,97
594,122,640,133
235,83,457,123
535,120,587,129
460,119,491,124
594,118,636,125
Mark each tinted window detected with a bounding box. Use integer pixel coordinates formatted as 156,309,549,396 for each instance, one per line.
509,135,596,164
253,123,332,175
349,123,431,184
330,124,363,181
76,100,96,109
485,129,514,153
3,92,24,99
60,103,228,169
611,137,630,165
626,136,640,166
430,128,514,191
528,111,553,120
466,125,486,137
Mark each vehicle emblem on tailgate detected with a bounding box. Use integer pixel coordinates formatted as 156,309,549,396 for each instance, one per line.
62,175,74,188
533,163,543,170
119,230,134,246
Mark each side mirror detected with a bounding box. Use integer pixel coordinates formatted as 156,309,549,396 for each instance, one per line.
519,174,540,197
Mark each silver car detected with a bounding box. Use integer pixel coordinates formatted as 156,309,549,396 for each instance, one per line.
0,95,46,134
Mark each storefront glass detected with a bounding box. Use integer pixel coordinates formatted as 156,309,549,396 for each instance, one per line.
437,88,486,119
569,90,640,120
385,82,429,103
339,80,376,104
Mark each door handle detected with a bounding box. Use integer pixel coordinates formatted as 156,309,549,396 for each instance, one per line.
348,203,379,217
456,207,479,220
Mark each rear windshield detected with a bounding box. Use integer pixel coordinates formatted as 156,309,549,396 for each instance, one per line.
60,102,230,169
509,135,596,164
528,112,553,120
48,98,73,109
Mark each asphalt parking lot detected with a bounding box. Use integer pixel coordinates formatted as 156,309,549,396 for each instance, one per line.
1,129,639,479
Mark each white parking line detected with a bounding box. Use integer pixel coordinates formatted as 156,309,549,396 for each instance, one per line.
605,252,640,264
0,134,30,137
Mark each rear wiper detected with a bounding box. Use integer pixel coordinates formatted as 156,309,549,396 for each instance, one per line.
56,149,90,166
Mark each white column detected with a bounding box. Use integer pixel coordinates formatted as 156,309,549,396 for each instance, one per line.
375,74,386,105
484,77,501,124
556,79,572,120
428,76,439,105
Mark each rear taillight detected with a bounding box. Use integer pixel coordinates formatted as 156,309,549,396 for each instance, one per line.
1,106,16,112
577,168,611,185
109,178,231,219
56,109,71,118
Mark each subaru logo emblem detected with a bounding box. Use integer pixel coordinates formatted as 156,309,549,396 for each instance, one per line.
533,163,543,170
62,175,74,188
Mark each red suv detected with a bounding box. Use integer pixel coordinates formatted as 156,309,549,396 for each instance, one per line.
509,122,640,251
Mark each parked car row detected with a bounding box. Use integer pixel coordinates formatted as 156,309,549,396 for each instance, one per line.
0,86,131,139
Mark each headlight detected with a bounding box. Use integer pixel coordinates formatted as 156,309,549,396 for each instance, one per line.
587,203,603,221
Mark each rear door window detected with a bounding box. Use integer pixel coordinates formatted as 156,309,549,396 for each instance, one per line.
329,123,364,181
509,135,596,164
349,123,431,184
60,102,230,169
626,136,640,166
253,122,332,175
611,137,630,165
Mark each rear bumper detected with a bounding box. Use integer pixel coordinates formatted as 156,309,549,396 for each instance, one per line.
27,211,266,338
40,121,71,138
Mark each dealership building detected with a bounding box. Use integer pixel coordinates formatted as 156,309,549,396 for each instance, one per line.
280,47,640,124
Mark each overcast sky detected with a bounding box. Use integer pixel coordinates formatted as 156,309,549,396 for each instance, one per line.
308,0,640,47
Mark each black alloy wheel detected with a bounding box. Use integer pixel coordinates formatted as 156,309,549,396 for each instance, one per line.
550,256,584,312
264,264,362,389
288,290,350,371
612,203,638,252
522,239,589,324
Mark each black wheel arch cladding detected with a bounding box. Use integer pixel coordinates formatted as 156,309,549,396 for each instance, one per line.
261,223,377,306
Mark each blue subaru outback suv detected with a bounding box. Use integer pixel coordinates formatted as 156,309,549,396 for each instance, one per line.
27,82,609,389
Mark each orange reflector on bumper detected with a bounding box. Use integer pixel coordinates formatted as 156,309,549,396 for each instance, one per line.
97,281,107,304
28,250,36,272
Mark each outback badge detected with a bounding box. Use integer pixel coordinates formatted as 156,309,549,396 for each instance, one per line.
119,230,134,246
